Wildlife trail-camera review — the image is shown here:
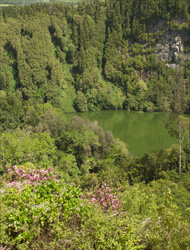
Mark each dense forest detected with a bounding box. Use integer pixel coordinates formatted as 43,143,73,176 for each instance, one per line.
0,0,190,249
0,0,85,9
0,0,190,115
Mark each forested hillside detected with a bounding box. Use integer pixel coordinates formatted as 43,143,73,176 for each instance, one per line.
0,0,83,7
0,0,190,119
0,1,190,249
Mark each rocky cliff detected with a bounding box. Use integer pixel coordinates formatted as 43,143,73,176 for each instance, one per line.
153,19,190,68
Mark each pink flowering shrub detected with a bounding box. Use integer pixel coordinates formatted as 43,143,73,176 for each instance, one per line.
6,165,59,183
88,182,121,212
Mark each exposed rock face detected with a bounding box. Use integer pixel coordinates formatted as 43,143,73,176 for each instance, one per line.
154,21,189,68
146,18,190,68
156,32,188,64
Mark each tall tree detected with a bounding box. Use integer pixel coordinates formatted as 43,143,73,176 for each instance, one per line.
166,115,189,175
165,70,190,175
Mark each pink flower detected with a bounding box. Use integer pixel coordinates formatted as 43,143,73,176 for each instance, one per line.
90,197,96,203
100,198,105,203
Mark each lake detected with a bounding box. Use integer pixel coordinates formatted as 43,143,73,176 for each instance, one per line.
66,111,179,156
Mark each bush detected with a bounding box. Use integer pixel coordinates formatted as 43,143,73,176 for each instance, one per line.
0,176,81,249
88,182,121,212
6,165,59,183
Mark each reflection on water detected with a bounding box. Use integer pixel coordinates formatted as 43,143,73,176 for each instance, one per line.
66,111,178,156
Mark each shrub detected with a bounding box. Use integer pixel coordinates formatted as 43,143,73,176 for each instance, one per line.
0,176,82,249
6,165,59,184
88,182,121,212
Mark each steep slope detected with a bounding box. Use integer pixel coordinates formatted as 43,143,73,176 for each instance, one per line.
0,0,189,120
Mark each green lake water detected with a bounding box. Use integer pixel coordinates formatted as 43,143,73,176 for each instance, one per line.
67,111,180,156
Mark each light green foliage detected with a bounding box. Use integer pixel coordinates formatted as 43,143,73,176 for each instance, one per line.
0,2,190,249
60,83,76,113
0,0,190,112
1,177,190,249
57,153,81,184
0,130,57,167
121,181,190,249
74,90,87,111
144,190,190,249
68,203,145,250
0,179,81,249
121,183,158,219
97,139,131,188
84,80,126,111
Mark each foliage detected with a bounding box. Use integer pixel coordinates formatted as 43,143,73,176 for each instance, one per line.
0,178,82,249
0,1,190,249
0,0,189,114
88,182,121,212
143,190,190,249
1,172,190,249
0,130,57,168
6,165,59,183
70,203,145,250
0,91,23,132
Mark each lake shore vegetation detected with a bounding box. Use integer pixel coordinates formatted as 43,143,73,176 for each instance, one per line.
0,0,190,249
0,108,190,249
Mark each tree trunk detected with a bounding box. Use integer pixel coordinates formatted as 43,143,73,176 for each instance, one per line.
179,121,181,175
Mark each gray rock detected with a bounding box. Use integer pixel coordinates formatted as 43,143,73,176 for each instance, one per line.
155,30,189,66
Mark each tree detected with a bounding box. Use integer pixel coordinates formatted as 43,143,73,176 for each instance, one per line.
74,91,87,112
165,70,190,175
166,115,189,175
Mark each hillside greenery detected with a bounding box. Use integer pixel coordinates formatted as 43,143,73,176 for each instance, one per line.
0,105,190,249
0,0,190,116
0,1,190,249
0,0,85,7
